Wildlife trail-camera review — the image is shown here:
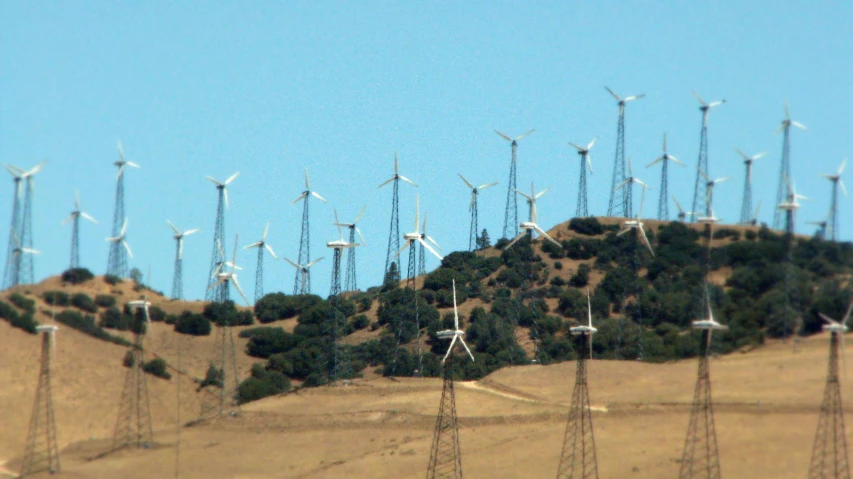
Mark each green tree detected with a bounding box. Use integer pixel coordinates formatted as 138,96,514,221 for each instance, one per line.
477,229,491,249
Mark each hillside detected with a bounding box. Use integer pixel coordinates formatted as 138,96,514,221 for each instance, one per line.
0,216,851,477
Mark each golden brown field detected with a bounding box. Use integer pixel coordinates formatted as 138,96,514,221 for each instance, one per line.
0,306,845,479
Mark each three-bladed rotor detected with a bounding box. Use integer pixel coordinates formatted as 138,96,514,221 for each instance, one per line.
206,172,240,209
244,222,277,258
167,220,199,260
106,219,133,259
436,279,476,364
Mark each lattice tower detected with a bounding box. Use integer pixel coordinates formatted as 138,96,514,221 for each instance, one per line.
556,334,599,479
3,172,23,288
426,354,463,479
678,329,721,479
19,327,60,477
112,316,154,451
808,331,851,479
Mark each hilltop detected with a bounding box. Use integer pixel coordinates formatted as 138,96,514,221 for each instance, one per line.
0,216,851,476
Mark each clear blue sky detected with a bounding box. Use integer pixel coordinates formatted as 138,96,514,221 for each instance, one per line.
1,2,851,300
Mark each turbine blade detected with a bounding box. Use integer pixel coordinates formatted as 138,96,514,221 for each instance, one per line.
604,86,620,101
224,188,230,209
698,167,711,182
840,158,848,175
178,237,184,260
123,240,133,259
231,277,251,306
514,189,533,201
673,196,684,213
61,215,75,225
791,121,807,130
262,222,270,240
184,228,199,236
639,227,655,256
75,189,80,210
458,173,474,189
734,147,750,160
587,137,598,150
568,141,585,152
442,336,458,364
306,257,324,268
378,177,394,188
494,130,512,142
841,180,849,197
225,172,240,184
120,218,128,236
292,192,307,204
126,161,140,169
505,233,525,250
515,129,534,141
418,238,443,261
669,156,685,166
534,227,561,247
535,187,550,199
398,175,418,187
206,175,223,186
311,191,328,202
426,235,441,251
283,257,299,269
392,242,410,261
452,279,459,328
243,242,262,249
355,227,367,246
459,337,476,362
354,205,366,224
646,157,663,168
304,168,310,189
265,244,278,259
167,220,180,235
692,90,707,106
617,227,631,237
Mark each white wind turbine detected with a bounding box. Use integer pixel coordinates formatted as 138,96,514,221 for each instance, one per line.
333,206,367,292
167,221,198,300
673,196,697,223
616,179,654,256
735,148,766,225
282,257,324,291
106,219,133,261
820,158,848,241
568,137,597,218
506,183,560,250
379,154,418,189
206,172,240,209
8,233,40,283
694,91,726,125
776,101,808,134
570,289,599,359
63,191,98,226
62,190,98,269
168,221,199,261
778,179,809,234
115,142,140,179
458,174,498,251
819,302,853,373
394,195,443,264
693,287,729,349
437,279,476,364
698,168,731,218
647,134,685,220
244,222,277,259
209,235,250,306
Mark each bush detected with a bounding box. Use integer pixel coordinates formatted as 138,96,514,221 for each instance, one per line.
142,358,172,380
352,314,369,330
243,327,300,358
100,307,132,330
255,293,323,323
238,364,290,404
71,293,98,313
569,217,605,236
61,267,94,284
0,300,38,334
43,291,70,306
55,309,130,346
9,293,35,314
149,306,167,322
104,274,123,285
174,311,211,336
570,264,591,288
94,294,117,308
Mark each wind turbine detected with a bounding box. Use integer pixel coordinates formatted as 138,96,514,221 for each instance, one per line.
678,290,727,476
556,289,600,478
427,279,475,479
616,180,654,256
505,183,561,250
673,196,696,223
333,206,367,291
616,157,647,219
647,134,685,220
734,148,766,225
283,257,324,295
773,101,807,230
689,91,726,223
495,129,534,239
292,168,326,296
778,179,809,235
7,233,40,287
209,235,250,306
105,219,133,270
204,171,239,301
167,221,198,300
604,86,645,218
807,217,829,240
568,137,597,218
326,208,360,381
108,142,138,278
698,168,731,218
62,190,98,269
18,161,45,285
379,153,417,285
458,174,498,251
820,159,847,241
3,165,24,289
393,195,442,287
244,222,277,303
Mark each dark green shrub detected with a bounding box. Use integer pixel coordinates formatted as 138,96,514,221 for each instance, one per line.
570,264,591,288
43,291,70,306
55,309,130,346
238,364,290,403
104,274,123,285
143,358,171,380
71,293,98,313
94,294,117,308
569,217,604,236
61,268,94,284
244,327,300,358
148,306,166,322
254,293,322,323
9,293,35,314
352,314,369,330
100,307,132,330
123,350,135,367
0,300,37,334
174,311,211,336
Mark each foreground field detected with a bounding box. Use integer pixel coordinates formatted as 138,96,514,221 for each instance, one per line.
0,312,845,479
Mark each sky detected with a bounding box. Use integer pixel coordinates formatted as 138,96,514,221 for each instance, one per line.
1,2,852,301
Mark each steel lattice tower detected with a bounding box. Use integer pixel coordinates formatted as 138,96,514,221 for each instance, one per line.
678,329,721,479
113,317,154,451
293,169,325,295
206,187,227,300
253,246,265,303
20,325,60,477
604,87,644,218
327,247,353,382
569,138,597,219
19,176,36,285
108,145,135,278
345,227,358,291
690,93,725,221
735,149,765,225
556,334,598,479
808,330,851,479
426,354,463,479
647,134,683,221
459,174,498,251
69,211,80,269
773,102,806,230
821,159,847,242
199,302,241,419
406,239,418,289
172,243,183,300
381,154,416,286
496,130,534,239
2,166,24,289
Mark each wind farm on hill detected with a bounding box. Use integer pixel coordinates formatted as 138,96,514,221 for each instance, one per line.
3,88,853,479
